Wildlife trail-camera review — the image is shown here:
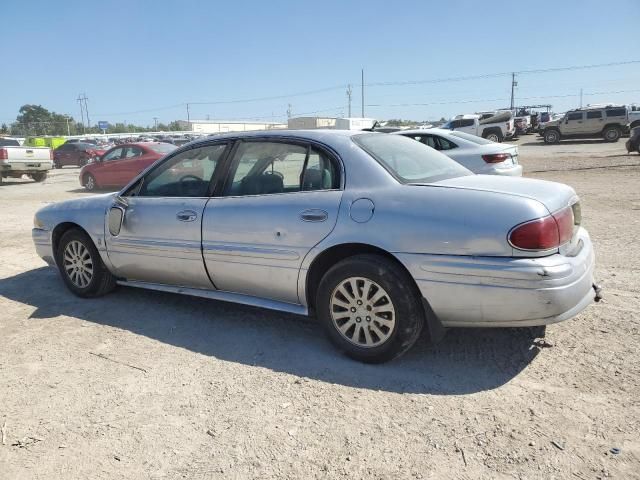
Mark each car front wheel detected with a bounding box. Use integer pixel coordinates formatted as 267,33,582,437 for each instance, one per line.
84,173,97,191
56,229,116,298
316,254,424,363
544,129,560,144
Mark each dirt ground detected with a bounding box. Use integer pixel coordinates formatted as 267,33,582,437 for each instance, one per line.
1,135,639,479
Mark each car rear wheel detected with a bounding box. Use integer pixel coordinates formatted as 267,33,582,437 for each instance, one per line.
316,254,424,363
84,173,97,191
30,172,47,182
544,129,560,144
56,229,116,298
603,126,621,142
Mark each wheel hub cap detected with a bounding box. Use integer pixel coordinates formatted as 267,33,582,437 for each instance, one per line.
330,277,396,348
63,240,93,288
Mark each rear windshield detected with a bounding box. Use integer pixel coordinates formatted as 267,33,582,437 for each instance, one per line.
448,131,494,145
0,138,20,147
149,143,177,154
352,133,471,183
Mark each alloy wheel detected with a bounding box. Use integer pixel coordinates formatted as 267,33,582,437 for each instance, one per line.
330,277,396,348
63,240,94,288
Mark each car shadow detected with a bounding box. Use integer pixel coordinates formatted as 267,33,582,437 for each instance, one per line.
520,139,614,147
0,267,544,395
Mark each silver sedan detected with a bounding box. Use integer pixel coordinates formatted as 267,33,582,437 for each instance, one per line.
32,130,599,362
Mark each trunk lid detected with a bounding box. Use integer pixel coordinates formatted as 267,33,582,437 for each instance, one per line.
430,175,577,214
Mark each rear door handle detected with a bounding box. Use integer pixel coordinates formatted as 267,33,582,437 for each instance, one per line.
300,209,328,222
176,210,197,222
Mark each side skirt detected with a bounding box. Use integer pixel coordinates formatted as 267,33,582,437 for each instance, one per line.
116,280,309,316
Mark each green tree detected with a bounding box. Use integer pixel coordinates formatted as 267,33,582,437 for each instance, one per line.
0,123,8,134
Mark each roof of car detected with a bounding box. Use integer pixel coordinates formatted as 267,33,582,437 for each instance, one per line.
187,128,366,148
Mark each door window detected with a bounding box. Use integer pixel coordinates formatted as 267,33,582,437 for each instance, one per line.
586,111,602,119
103,148,124,161
433,136,457,150
225,141,338,196
124,146,144,158
138,144,227,197
567,113,583,121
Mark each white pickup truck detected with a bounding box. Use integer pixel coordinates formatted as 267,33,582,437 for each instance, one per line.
0,138,52,184
441,112,515,143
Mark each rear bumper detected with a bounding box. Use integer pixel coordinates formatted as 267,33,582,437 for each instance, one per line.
396,228,596,327
478,164,523,177
1,161,53,174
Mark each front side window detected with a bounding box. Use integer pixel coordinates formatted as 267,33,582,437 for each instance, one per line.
226,141,338,196
103,148,124,161
138,144,227,197
124,146,144,158
353,133,471,184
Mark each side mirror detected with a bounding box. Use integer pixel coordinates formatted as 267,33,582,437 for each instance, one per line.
108,206,125,236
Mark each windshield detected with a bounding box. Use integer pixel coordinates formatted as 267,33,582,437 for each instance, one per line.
149,143,178,154
353,133,471,183
448,131,494,145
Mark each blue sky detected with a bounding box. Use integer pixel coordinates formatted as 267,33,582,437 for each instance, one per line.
2,0,639,127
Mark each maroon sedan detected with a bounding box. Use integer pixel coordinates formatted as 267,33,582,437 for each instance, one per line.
54,142,105,168
79,142,176,190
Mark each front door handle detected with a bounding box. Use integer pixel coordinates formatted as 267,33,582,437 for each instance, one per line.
300,209,328,222
176,210,197,222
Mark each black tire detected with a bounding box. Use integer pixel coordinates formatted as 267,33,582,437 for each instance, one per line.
54,161,61,169
602,126,621,143
544,129,561,144
482,130,503,143
84,173,97,191
316,254,424,363
31,172,47,182
55,229,116,298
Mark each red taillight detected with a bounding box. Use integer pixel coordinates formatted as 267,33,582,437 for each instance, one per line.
49,149,54,160
0,148,7,161
509,206,574,251
482,153,511,163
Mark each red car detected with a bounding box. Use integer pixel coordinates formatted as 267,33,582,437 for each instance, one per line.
79,142,176,190
54,142,105,168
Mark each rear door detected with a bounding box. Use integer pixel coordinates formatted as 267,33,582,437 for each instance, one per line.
55,143,74,166
202,139,343,304
455,119,477,135
105,143,229,288
584,110,604,134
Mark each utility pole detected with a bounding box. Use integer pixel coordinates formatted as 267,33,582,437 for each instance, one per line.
510,73,517,111
65,115,71,136
80,93,90,130
186,103,191,124
153,117,159,129
287,103,292,119
361,69,365,118
579,88,583,108
346,84,353,117
77,94,86,133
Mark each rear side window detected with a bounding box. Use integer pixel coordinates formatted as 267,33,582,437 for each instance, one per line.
353,133,470,184
605,108,627,117
586,111,602,119
567,113,583,121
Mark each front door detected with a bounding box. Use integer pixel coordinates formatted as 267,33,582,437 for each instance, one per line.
105,143,229,288
202,140,343,304
97,147,126,185
561,112,584,135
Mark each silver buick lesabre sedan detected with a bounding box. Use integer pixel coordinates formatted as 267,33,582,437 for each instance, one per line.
32,130,600,362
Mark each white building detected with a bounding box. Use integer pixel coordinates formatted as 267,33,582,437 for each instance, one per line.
177,120,287,134
287,117,337,129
